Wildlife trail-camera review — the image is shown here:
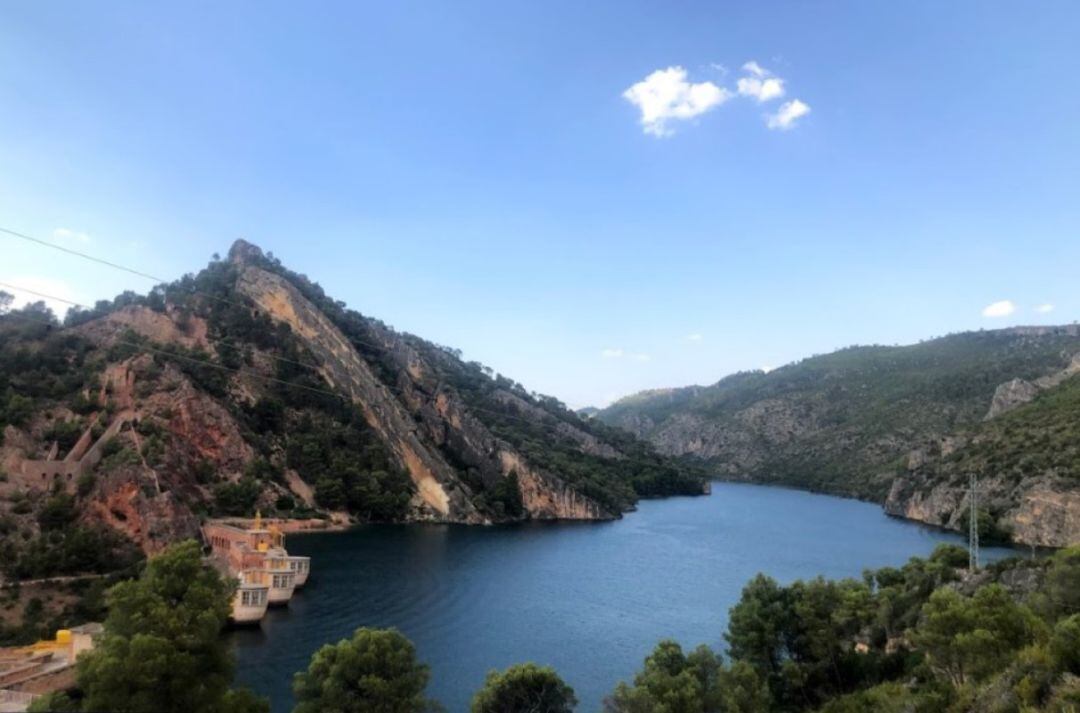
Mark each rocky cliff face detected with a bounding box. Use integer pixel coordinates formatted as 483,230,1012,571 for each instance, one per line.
234,262,483,521
0,348,265,554
885,473,1080,548
984,353,1080,419
231,250,620,523
985,379,1041,420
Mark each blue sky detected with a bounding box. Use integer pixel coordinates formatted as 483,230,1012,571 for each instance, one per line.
1,1,1078,408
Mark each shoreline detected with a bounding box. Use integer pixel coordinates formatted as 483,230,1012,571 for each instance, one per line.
209,515,352,534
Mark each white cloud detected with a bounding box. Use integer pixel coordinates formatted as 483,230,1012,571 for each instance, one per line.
601,348,625,359
982,300,1017,318
742,61,768,77
1034,303,1055,314
686,333,703,342
53,227,91,244
624,60,813,133
766,99,811,130
761,365,776,373
623,66,732,137
737,76,785,102
630,353,652,362
0,276,81,317
736,61,785,103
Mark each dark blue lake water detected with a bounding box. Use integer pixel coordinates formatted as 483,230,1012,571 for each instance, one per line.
232,482,1015,712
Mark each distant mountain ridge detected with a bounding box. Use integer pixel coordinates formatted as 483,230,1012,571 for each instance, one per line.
596,326,1080,546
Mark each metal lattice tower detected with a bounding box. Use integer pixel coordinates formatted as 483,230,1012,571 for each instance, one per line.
968,473,979,573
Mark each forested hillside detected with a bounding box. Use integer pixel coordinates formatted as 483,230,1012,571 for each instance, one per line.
598,328,1080,545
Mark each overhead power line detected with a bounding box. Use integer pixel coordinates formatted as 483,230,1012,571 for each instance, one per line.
0,226,166,282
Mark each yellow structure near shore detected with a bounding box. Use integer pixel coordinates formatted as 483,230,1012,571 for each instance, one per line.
0,624,102,712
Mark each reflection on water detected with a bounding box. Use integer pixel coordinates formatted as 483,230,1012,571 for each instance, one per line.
232,482,1017,712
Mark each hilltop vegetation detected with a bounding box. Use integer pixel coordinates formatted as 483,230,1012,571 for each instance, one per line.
916,372,1080,488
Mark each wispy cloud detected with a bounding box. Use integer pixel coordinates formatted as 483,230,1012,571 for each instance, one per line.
622,66,732,137
982,300,1017,318
736,61,785,103
601,348,651,362
766,99,811,130
742,61,768,77
53,227,91,244
686,333,703,342
1034,303,1055,314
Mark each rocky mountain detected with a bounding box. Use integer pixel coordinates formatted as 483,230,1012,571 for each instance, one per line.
0,241,705,579
597,328,1080,546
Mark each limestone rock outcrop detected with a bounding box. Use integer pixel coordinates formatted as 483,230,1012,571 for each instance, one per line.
886,474,1080,548
231,246,617,523
985,378,1041,420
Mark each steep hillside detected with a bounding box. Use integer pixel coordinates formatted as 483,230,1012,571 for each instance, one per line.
0,241,705,588
887,369,1080,547
597,329,1080,545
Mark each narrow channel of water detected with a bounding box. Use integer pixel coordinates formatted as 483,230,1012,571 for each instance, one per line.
232,482,1016,712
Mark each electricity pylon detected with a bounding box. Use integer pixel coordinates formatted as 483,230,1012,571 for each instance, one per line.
968,473,979,573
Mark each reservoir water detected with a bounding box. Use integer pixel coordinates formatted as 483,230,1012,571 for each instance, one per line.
232,482,1015,711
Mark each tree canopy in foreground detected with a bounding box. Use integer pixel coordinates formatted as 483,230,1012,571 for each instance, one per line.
29,540,267,713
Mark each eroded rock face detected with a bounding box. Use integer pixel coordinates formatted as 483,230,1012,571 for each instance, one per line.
985,378,1040,420
518,469,609,519
78,305,210,351
501,451,612,520
885,474,1080,548
84,468,200,554
1007,482,1080,547
232,255,613,523
148,368,254,479
234,263,480,522
884,476,965,529
985,353,1080,419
